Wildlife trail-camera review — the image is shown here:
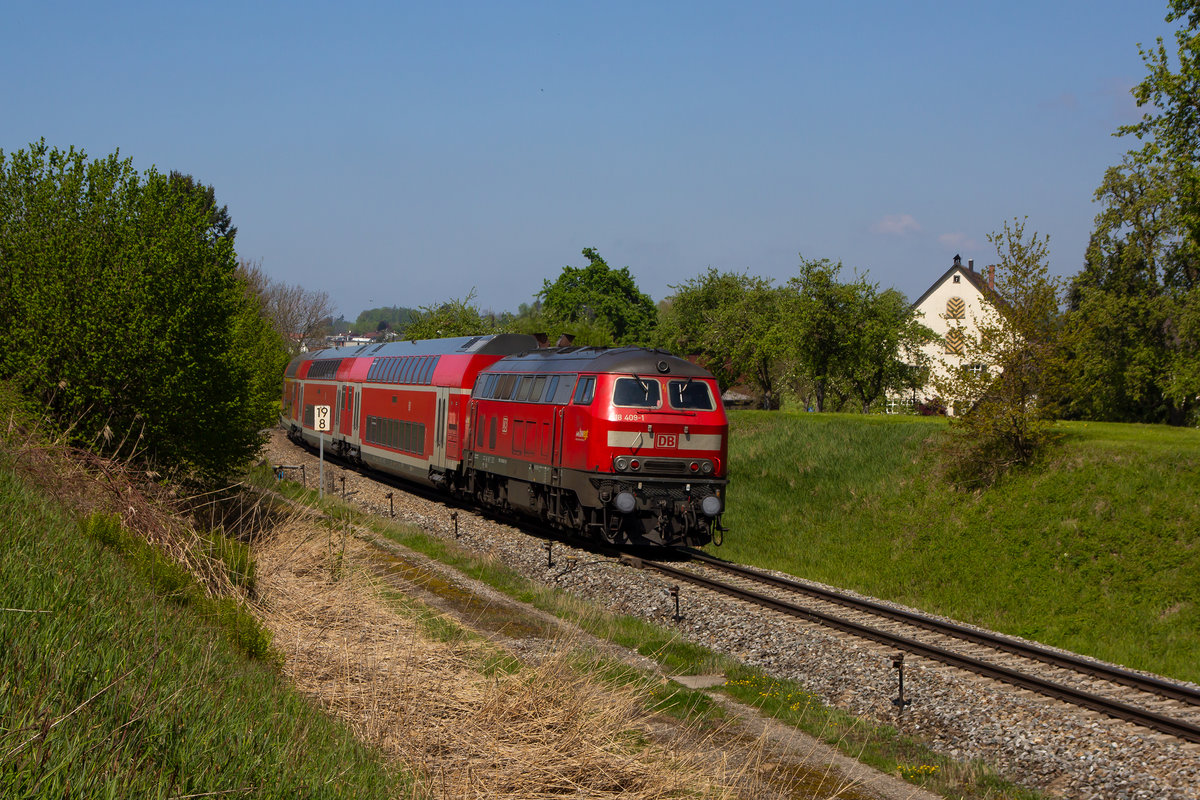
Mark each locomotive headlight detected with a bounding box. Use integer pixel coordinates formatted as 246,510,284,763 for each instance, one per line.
701,460,713,474
700,495,722,517
614,456,629,471
613,491,637,514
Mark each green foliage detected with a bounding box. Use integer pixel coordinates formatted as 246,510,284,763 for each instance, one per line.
660,262,930,412
1065,1,1200,426
1,471,402,797
0,141,287,479
658,268,782,401
356,305,418,334
539,248,658,346
402,289,509,339
934,219,1065,488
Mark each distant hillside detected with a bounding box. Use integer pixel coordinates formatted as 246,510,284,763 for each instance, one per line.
718,412,1200,683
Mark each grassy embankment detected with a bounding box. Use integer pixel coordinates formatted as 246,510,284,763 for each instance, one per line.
716,411,1200,684
0,449,407,797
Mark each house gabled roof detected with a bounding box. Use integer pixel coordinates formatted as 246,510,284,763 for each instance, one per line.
911,255,1012,316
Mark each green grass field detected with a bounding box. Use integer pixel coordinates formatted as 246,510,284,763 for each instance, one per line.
714,411,1200,683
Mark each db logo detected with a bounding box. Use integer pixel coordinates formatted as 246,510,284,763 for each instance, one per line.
655,434,677,449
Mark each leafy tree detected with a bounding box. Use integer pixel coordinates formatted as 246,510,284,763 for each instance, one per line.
539,248,658,346
838,285,934,413
0,141,284,479
1061,0,1200,425
658,268,763,390
402,290,508,339
934,219,1064,488
787,258,862,412
355,305,419,335
658,269,794,407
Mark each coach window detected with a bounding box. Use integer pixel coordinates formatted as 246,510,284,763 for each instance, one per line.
417,356,433,384
402,358,419,384
572,376,596,405
613,377,660,408
388,358,403,383
667,379,715,410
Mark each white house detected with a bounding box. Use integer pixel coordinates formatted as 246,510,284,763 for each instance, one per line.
903,254,1004,413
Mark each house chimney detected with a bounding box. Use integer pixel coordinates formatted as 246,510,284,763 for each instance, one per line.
968,258,974,272
987,264,995,291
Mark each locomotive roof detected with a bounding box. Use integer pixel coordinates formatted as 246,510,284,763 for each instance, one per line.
488,346,713,378
295,333,539,363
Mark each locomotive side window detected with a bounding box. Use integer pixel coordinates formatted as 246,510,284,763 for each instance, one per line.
543,375,559,403
516,375,534,402
528,375,546,403
613,377,660,408
668,379,715,410
555,375,577,404
573,376,596,405
497,374,518,399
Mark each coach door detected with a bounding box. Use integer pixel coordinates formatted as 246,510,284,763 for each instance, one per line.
432,386,451,471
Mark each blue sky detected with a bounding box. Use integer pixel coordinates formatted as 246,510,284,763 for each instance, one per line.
2,1,1178,321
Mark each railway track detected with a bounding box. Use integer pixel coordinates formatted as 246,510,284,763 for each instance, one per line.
624,551,1200,745
277,432,1200,745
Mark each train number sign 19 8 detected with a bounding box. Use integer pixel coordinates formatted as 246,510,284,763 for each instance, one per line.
314,404,332,432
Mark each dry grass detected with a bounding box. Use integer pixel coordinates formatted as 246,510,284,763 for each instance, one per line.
251,519,807,800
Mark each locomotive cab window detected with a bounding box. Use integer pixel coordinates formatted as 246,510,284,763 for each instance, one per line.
613,377,660,408
668,379,714,410
572,376,595,405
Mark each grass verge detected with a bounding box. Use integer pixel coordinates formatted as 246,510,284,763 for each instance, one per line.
716,412,1200,683
0,457,407,799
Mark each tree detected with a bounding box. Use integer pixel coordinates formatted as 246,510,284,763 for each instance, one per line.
787,258,860,412
658,268,762,391
355,305,419,335
539,248,658,346
0,141,283,479
1062,1,1200,425
239,258,337,355
838,286,934,413
402,290,507,339
934,219,1064,488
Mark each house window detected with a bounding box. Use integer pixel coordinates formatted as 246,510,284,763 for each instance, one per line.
946,296,965,319
952,275,961,284
945,328,965,355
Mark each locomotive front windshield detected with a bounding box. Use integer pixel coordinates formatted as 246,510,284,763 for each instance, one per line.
612,376,717,411
613,377,660,407
668,379,715,410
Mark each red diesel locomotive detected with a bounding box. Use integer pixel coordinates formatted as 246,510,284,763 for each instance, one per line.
281,333,728,546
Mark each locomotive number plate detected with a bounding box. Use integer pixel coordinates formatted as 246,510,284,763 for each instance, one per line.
655,433,677,449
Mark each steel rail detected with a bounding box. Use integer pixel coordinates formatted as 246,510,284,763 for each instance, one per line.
626,556,1200,744
682,550,1200,708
